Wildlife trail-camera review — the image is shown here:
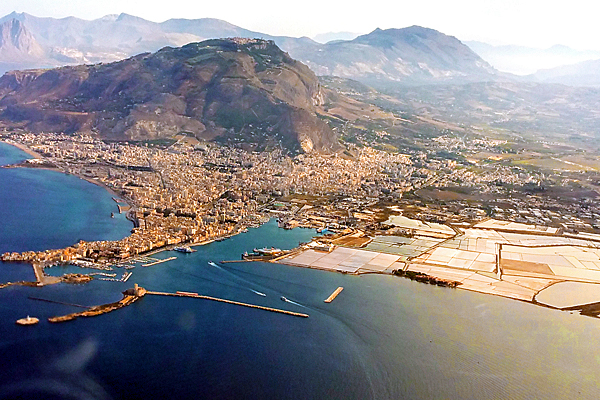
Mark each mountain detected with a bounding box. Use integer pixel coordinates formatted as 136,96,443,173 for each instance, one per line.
466,41,600,75
0,13,500,87
0,12,321,76
291,26,497,86
312,32,361,44
531,58,600,87
0,18,44,59
0,18,50,73
0,38,337,153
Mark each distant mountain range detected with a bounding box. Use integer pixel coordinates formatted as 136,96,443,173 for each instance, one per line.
0,38,338,152
312,32,361,44
531,58,600,87
0,12,318,75
0,12,497,86
466,41,600,76
297,27,497,86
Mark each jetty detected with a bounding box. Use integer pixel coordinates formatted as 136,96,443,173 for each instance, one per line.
146,291,309,318
48,284,147,323
36,284,308,326
28,296,91,309
142,257,177,267
324,287,344,303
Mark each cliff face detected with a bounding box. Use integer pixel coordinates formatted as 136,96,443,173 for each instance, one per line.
0,19,45,59
0,38,337,152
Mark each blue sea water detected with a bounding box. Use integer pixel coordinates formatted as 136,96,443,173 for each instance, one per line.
1,142,600,399
0,142,132,256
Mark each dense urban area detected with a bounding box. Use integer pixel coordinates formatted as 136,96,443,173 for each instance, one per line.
2,129,599,267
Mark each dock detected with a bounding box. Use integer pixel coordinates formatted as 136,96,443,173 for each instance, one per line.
324,287,344,303
142,257,177,267
146,291,309,318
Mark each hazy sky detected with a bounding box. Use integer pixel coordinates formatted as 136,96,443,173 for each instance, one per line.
1,0,599,50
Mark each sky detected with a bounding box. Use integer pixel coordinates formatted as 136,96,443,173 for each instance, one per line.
1,0,599,50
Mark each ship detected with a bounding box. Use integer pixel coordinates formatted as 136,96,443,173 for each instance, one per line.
253,247,284,256
242,247,288,261
174,246,195,253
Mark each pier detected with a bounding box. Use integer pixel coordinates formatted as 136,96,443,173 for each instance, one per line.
324,287,344,303
146,291,309,318
142,257,177,267
31,262,63,286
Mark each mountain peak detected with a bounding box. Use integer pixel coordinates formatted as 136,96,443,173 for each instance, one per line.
99,14,120,22
361,26,449,42
291,24,495,85
0,18,45,59
0,38,337,152
116,13,144,22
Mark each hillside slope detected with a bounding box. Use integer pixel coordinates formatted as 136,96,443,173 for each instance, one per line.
0,38,337,152
291,26,497,86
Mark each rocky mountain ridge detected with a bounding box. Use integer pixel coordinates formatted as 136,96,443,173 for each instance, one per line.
0,38,337,152
291,26,497,86
0,12,497,86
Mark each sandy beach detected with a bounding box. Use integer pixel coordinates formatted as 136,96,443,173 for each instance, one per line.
0,140,43,159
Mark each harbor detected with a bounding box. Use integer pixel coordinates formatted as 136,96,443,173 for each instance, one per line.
38,283,309,325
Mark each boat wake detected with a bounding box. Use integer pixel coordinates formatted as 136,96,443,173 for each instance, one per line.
208,261,267,297
280,296,307,308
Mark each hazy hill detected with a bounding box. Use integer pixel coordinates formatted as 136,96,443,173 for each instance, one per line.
466,41,600,75
0,12,321,76
0,13,501,87
0,38,337,152
0,18,53,73
532,58,600,87
378,80,600,150
312,32,361,44
292,26,497,86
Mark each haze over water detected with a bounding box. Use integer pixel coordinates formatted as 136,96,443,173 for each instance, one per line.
1,143,600,399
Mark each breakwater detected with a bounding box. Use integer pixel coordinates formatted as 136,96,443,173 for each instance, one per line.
146,291,309,318
142,257,177,267
48,293,142,323
324,287,344,303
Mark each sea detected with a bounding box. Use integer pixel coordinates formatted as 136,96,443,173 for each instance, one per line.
1,141,600,399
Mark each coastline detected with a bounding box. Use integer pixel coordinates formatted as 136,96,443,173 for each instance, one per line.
1,139,132,211
0,140,294,272
0,139,43,159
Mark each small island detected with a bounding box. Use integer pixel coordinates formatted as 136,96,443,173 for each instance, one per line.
16,316,39,326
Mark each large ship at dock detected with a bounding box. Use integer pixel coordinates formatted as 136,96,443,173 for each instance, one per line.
174,246,195,253
242,247,288,261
